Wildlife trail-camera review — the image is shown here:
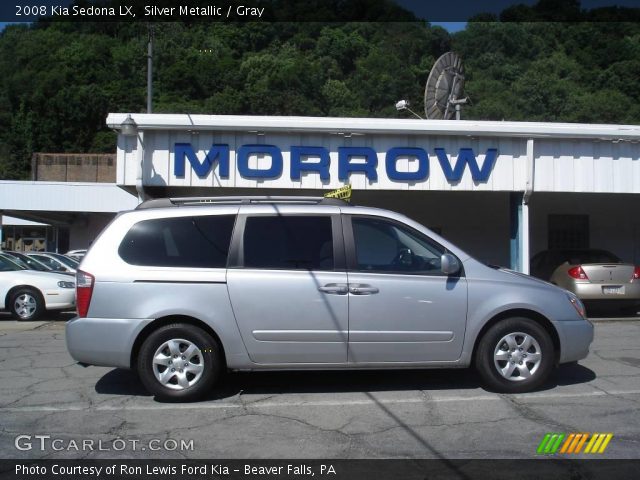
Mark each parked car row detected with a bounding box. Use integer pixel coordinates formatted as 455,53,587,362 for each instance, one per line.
0,252,76,320
0,251,79,274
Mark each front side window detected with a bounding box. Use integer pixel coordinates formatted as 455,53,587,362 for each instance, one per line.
351,216,445,275
243,216,334,270
119,215,236,268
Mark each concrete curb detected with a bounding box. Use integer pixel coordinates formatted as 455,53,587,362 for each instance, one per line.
589,317,640,323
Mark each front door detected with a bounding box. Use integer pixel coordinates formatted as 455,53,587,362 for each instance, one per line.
227,210,348,364
345,215,468,363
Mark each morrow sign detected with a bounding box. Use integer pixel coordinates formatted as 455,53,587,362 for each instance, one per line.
174,144,498,183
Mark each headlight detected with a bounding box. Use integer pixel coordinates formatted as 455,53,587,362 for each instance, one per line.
57,281,75,289
566,292,587,319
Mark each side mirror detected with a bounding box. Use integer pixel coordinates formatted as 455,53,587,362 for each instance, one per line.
441,253,460,275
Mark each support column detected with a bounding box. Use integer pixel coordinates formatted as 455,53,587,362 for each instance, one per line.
510,192,522,271
135,131,148,203
521,201,530,274
509,193,530,273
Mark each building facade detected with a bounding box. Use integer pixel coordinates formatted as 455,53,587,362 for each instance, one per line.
106,113,640,273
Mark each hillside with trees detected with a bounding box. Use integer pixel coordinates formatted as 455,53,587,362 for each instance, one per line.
0,0,639,179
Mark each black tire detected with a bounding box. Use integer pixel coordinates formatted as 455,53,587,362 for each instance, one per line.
475,317,555,393
137,323,221,402
9,288,45,321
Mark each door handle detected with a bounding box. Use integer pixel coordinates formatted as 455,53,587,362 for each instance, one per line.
349,284,379,295
318,283,349,295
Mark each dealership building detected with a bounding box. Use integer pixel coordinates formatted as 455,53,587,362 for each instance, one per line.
2,113,640,273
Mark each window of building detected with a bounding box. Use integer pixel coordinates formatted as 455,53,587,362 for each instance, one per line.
242,216,334,270
118,215,236,268
548,214,589,250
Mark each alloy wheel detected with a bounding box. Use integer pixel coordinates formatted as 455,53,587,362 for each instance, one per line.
152,338,205,390
14,293,38,320
493,332,542,382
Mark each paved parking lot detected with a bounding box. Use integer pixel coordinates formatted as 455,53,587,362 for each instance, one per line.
0,314,639,459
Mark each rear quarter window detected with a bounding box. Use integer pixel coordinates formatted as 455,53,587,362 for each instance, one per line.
118,215,236,268
242,215,334,270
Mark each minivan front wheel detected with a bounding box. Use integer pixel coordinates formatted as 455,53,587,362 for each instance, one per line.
137,324,221,401
476,318,554,393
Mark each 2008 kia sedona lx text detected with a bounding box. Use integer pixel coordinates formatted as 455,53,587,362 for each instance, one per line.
66,196,594,401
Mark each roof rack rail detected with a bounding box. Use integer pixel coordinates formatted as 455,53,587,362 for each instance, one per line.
136,196,349,209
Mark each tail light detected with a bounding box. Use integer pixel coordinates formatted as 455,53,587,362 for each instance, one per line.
568,266,589,280
76,270,95,318
633,266,640,281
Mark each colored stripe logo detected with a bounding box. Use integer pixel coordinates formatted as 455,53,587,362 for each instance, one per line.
537,433,613,454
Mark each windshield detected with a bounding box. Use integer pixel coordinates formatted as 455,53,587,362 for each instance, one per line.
9,252,51,271
30,254,65,271
0,256,21,272
1,254,29,270
48,253,79,268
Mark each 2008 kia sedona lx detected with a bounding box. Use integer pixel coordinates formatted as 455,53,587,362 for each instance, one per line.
66,196,594,401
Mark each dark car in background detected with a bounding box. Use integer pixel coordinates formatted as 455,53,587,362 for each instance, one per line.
531,249,640,315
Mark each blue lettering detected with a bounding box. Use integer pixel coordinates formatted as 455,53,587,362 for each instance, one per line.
434,148,497,183
172,143,498,184
174,143,229,178
385,147,429,181
338,147,378,181
237,144,283,179
290,146,330,181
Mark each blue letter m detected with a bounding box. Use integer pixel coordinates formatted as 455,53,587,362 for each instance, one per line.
174,143,230,178
435,148,497,183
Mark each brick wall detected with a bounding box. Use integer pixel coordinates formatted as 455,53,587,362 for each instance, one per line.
32,153,116,182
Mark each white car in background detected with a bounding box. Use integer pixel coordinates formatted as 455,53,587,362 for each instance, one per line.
0,255,75,320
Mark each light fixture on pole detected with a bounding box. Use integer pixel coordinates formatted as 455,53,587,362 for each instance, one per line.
120,114,138,136
395,100,423,120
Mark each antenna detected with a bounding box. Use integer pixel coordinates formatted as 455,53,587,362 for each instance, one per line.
424,52,468,120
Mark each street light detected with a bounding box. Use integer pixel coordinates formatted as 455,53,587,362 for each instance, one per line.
120,114,138,136
395,99,423,120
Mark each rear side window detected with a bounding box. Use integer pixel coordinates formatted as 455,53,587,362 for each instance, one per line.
119,215,236,268
243,216,334,270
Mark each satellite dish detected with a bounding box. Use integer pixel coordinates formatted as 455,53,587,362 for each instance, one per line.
424,52,468,120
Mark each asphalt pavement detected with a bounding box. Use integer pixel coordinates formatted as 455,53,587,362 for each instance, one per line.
0,314,639,459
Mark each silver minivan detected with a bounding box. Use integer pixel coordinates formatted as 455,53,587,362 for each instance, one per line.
66,196,594,401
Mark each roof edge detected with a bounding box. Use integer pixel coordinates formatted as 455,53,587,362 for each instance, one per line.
106,113,640,140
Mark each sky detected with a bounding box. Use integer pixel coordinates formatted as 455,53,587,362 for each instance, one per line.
431,22,467,32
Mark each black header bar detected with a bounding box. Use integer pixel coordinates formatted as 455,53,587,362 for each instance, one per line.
2,0,640,23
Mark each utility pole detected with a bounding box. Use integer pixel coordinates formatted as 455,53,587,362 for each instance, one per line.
147,25,153,113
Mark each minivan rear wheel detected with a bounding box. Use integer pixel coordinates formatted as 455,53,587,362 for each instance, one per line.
475,317,554,393
137,324,221,401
